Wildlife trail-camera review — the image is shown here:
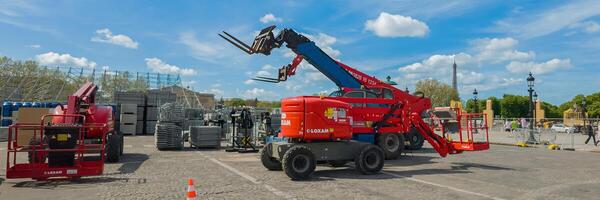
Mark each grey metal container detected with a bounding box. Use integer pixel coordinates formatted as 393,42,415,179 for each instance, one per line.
147,90,177,106
114,92,145,105
146,106,158,121
145,120,157,135
190,126,221,148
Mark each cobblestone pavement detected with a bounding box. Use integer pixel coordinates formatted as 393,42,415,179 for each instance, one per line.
1,135,600,200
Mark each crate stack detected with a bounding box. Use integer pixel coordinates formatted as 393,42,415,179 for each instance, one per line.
184,108,204,130
146,90,176,135
136,104,145,135
155,103,184,150
114,92,145,135
120,104,138,135
190,126,221,148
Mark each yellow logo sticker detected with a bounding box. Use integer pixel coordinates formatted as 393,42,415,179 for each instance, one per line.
324,107,334,119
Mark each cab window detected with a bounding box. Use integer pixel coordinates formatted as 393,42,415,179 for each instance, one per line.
382,89,393,99
344,91,365,98
329,90,344,97
366,91,378,98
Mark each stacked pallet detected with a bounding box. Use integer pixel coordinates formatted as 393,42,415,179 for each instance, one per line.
114,92,144,135
147,90,177,107
159,103,184,125
190,126,221,148
120,104,138,135
155,122,183,150
155,103,185,150
136,105,145,135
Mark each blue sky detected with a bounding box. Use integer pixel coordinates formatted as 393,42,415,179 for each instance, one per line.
1,0,599,105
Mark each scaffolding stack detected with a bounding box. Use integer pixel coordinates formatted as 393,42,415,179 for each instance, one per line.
155,122,184,150
155,103,185,150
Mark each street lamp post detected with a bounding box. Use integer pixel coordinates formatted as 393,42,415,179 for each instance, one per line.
473,89,479,133
526,73,536,144
582,98,587,133
473,89,479,113
533,92,538,128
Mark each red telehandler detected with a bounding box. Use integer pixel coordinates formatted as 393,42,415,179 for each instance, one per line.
220,26,489,180
5,82,123,180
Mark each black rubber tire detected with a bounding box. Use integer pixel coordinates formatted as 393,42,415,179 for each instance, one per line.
282,145,316,180
355,145,384,175
106,134,121,163
260,144,282,171
378,133,401,159
327,160,348,167
405,128,424,150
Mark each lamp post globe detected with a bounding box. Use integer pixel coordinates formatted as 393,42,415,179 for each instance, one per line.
472,89,478,113
527,72,535,88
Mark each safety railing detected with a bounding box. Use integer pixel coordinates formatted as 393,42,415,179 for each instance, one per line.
5,114,108,179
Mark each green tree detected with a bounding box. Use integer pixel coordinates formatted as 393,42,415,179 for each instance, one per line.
557,93,600,118
415,79,459,107
465,99,482,113
225,98,246,107
542,102,562,118
499,94,529,118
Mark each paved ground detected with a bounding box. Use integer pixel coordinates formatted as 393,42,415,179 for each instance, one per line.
1,135,599,200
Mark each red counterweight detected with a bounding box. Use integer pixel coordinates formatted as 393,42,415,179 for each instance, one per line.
281,96,352,140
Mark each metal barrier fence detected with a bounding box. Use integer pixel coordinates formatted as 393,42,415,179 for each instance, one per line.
489,118,599,148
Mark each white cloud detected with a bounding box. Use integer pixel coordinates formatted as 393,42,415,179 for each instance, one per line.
91,28,138,49
182,80,198,88
26,44,40,49
457,71,484,85
304,33,341,59
492,1,600,38
243,88,276,99
244,79,255,85
569,21,600,33
261,64,276,71
35,52,97,69
583,21,600,33
399,53,473,74
101,66,110,70
506,58,573,75
179,32,220,60
461,75,521,94
144,57,197,76
259,13,283,24
471,37,534,63
365,12,429,38
305,72,328,82
256,70,271,77
204,88,224,98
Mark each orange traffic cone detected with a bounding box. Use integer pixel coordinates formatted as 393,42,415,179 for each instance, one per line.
187,178,198,200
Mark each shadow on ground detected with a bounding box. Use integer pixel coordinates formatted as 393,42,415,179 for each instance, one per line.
309,160,515,181
114,153,149,174
11,176,131,189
